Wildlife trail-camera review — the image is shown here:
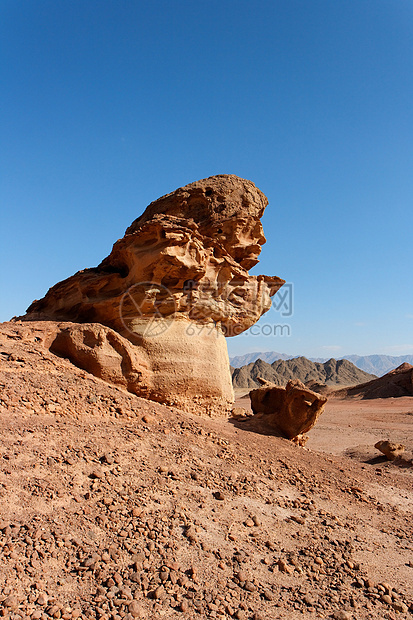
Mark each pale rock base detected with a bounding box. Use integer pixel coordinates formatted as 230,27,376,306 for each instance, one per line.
23,320,234,417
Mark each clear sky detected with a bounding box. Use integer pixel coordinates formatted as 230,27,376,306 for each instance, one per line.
1,0,412,358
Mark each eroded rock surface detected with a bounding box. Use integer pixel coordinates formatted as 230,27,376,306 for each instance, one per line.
23,175,284,415
249,378,327,440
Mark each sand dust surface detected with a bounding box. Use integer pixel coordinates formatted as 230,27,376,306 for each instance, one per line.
0,322,412,619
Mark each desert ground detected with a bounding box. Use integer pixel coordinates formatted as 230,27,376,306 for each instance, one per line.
235,391,413,458
0,324,412,620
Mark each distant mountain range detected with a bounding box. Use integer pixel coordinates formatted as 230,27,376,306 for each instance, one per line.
230,351,293,367
340,354,413,376
229,351,413,377
231,356,376,389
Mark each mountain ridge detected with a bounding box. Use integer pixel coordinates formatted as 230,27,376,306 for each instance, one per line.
332,362,413,399
231,356,376,389
229,351,413,376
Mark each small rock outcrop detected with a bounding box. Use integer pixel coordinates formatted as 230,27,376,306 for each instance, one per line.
48,322,153,397
374,440,405,461
23,175,284,415
249,378,327,441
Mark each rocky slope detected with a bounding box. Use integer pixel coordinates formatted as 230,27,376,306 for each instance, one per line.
232,357,376,389
332,363,413,399
0,321,412,619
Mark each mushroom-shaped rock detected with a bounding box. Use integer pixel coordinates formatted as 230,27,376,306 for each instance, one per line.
374,440,405,461
24,175,284,415
249,378,327,440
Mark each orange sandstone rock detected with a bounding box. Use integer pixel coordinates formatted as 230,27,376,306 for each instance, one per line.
23,175,284,415
249,378,327,440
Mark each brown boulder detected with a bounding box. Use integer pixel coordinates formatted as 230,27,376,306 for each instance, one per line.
22,175,284,415
249,378,327,440
374,440,405,461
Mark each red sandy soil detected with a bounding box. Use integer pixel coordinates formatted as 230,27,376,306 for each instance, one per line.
0,322,412,620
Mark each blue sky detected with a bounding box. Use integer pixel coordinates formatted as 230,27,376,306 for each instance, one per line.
1,0,412,358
